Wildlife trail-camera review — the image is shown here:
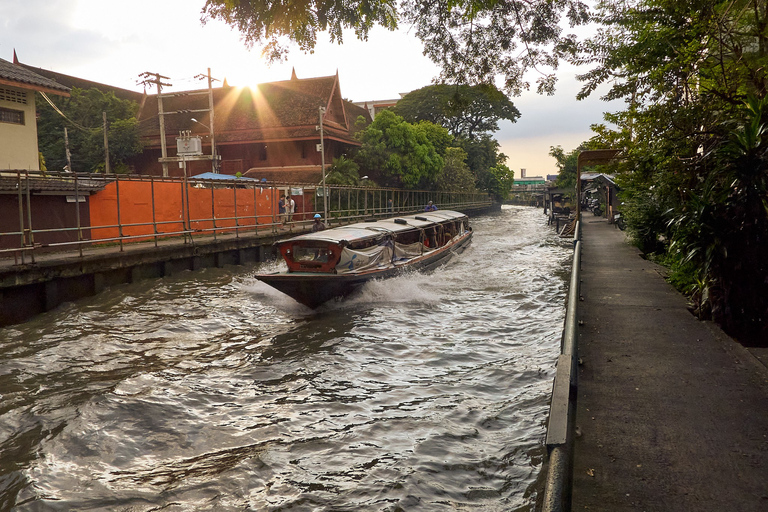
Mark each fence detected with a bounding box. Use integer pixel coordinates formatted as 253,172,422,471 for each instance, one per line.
0,170,492,264
541,221,581,511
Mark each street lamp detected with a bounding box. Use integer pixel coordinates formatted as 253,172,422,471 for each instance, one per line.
190,117,209,130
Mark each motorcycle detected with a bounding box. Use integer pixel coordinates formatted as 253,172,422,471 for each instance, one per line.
614,212,626,230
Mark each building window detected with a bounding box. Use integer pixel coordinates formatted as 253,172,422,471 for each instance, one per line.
0,107,24,125
0,88,28,104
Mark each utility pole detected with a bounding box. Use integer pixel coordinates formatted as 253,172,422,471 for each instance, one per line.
195,68,219,173
102,111,110,174
318,106,328,221
64,127,73,172
138,71,172,176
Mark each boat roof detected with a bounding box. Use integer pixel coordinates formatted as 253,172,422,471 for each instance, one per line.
279,210,468,245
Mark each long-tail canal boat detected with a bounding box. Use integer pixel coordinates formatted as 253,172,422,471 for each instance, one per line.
256,210,473,308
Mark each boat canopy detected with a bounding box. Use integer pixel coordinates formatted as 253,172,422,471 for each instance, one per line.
276,210,469,246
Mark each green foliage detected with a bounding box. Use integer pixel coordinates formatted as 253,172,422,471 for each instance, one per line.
325,155,363,185
485,164,515,202
202,0,398,62
354,110,444,189
456,134,506,192
549,145,579,192
577,0,768,340
37,87,143,173
203,0,590,95
394,84,520,139
436,147,477,192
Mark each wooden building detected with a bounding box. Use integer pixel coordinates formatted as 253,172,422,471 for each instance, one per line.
134,70,371,182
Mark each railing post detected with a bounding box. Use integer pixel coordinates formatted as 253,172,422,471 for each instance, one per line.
233,182,240,238
16,170,24,265
24,170,35,264
150,175,158,247
74,171,83,257
252,183,258,235
115,173,124,252
211,182,217,241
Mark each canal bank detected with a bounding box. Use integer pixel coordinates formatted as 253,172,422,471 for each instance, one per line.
571,218,768,511
0,204,499,327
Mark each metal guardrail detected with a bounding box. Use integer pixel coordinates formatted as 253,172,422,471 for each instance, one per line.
541,221,581,511
0,170,492,264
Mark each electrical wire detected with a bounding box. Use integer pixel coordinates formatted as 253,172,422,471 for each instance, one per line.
39,92,90,132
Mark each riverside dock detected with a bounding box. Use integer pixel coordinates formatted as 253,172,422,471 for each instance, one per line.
570,218,768,511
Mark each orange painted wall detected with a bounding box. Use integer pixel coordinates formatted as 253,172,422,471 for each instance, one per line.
88,180,277,241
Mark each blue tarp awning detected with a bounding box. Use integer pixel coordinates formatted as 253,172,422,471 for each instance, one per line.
190,172,260,181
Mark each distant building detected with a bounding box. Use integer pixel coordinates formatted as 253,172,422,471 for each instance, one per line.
0,55,70,170
514,177,547,186
547,174,559,182
352,94,407,119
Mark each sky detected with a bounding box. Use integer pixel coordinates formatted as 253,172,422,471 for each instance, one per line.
1,0,622,178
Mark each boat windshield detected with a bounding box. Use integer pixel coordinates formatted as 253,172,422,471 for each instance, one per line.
292,244,333,263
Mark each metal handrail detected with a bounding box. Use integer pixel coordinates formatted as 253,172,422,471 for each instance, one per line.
0,170,492,261
542,222,581,512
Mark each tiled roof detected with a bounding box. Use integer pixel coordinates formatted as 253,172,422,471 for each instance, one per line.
243,166,323,184
137,73,370,146
0,175,107,193
0,57,70,95
16,63,143,102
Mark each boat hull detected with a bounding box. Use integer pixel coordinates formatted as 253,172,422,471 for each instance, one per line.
257,232,472,308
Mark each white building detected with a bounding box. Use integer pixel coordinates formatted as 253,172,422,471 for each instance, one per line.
0,54,70,171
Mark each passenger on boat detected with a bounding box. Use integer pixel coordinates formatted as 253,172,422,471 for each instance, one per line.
311,214,326,232
425,201,438,211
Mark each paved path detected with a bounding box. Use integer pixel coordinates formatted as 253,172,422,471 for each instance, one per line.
571,218,768,511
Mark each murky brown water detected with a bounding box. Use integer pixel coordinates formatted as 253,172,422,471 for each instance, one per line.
0,206,571,511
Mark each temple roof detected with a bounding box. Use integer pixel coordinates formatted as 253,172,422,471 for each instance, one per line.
137,73,370,147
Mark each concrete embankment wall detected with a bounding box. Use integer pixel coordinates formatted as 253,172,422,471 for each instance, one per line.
0,233,278,327
0,204,498,327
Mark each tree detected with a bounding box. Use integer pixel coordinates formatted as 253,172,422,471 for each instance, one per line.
394,84,520,139
325,155,362,185
37,87,143,173
548,145,580,192
436,147,477,192
354,110,444,189
202,0,590,95
485,164,515,202
576,0,768,340
457,134,506,191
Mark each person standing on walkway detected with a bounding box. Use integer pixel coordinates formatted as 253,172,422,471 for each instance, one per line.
287,195,296,223
278,195,286,225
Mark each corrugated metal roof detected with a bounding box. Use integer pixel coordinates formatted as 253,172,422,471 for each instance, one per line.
279,211,468,245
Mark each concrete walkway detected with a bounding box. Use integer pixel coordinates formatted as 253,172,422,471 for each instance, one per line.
571,218,768,511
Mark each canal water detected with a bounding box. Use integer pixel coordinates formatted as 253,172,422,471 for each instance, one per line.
0,205,572,511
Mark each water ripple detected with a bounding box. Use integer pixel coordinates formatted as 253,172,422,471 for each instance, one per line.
0,206,571,511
